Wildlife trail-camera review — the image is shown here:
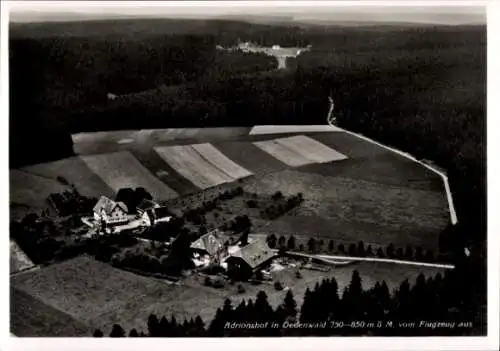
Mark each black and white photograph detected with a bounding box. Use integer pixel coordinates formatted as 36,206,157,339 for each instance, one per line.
2,0,497,349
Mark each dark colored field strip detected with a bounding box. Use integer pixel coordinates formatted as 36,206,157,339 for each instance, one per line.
130,148,200,196
299,155,444,192
213,140,289,176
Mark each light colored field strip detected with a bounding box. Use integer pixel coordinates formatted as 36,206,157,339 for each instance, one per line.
275,135,348,163
335,127,458,225
191,143,253,179
250,125,343,135
178,145,234,184
253,140,313,167
81,151,178,201
155,146,215,189
155,145,232,189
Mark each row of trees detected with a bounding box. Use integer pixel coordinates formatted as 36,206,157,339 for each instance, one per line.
94,249,484,337
260,193,304,220
115,187,154,214
47,184,97,217
182,187,244,225
265,234,437,263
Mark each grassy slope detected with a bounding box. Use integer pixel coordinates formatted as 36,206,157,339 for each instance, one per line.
11,255,446,335
11,287,91,337
22,156,115,199
243,169,448,250
9,170,70,219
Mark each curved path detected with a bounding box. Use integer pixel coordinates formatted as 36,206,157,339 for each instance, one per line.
272,249,455,269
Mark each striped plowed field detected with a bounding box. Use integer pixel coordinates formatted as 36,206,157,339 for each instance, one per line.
22,156,115,199
253,139,313,167
155,145,232,189
213,140,289,175
274,135,348,163
130,148,200,196
81,151,178,201
190,143,253,179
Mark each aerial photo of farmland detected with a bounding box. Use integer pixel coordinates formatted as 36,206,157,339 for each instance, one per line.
8,1,487,340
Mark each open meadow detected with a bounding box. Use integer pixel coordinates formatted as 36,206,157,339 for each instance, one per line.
11,287,92,337
243,168,449,250
22,156,115,199
9,170,71,219
11,255,447,336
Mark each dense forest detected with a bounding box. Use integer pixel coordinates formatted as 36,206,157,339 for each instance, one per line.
10,21,485,250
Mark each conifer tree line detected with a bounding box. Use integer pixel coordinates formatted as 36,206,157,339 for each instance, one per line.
93,252,484,337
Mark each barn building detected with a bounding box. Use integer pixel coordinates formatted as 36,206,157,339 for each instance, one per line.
190,230,228,264
224,239,275,279
93,196,129,226
136,199,173,227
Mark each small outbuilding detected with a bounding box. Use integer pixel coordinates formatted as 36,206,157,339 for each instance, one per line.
139,202,172,227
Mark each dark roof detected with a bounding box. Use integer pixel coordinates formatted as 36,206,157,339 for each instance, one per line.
153,206,171,219
137,199,158,212
93,196,128,214
228,239,274,269
190,230,223,256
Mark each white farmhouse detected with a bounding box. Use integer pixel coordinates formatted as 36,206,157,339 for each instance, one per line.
93,196,129,226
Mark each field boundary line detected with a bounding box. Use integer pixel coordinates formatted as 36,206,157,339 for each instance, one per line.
334,127,458,225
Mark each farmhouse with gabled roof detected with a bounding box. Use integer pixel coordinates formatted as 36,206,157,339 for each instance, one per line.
225,239,275,277
191,230,225,257
93,196,129,226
